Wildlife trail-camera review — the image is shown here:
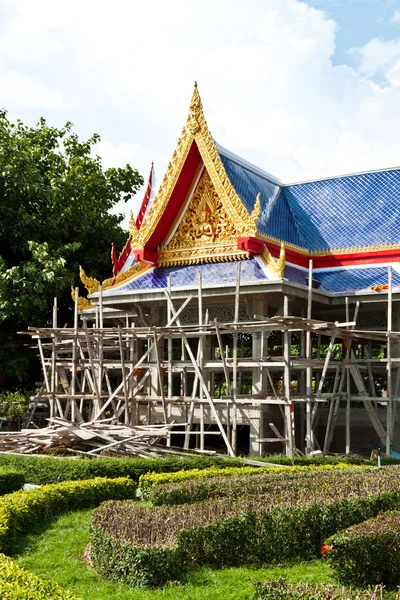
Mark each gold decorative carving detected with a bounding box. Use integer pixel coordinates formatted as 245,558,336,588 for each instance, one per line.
124,83,398,262
131,83,262,255
102,261,152,290
261,243,286,279
71,287,93,311
79,266,100,295
128,211,143,249
158,170,249,267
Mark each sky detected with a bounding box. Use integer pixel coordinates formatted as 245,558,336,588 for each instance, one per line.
2,0,400,223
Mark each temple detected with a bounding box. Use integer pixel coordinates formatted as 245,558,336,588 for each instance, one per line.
43,85,400,457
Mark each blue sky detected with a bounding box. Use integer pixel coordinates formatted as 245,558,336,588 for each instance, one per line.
308,0,400,74
2,0,400,220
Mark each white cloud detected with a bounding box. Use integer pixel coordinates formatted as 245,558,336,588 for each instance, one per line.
392,11,400,24
353,37,400,77
0,71,68,110
2,0,400,200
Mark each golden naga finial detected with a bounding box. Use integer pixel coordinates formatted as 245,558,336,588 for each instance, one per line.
261,242,286,279
276,242,286,278
79,266,100,295
71,287,93,310
242,193,261,237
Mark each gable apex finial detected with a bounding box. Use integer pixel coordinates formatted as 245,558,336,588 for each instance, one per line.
189,81,203,119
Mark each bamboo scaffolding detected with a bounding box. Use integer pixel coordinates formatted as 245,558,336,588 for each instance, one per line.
18,273,400,458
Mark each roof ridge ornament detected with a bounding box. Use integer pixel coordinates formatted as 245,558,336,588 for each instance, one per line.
261,243,286,279
79,266,100,295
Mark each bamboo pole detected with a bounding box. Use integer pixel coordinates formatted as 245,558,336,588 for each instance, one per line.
164,290,235,456
283,294,294,459
198,271,205,451
386,266,393,455
231,262,241,455
305,260,313,454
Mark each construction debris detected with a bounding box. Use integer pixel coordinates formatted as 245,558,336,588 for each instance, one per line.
0,418,201,458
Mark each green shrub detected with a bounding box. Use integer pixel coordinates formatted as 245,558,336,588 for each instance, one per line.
90,524,188,589
0,553,81,599
90,466,400,588
0,390,30,420
0,476,136,553
328,510,400,588
0,453,240,485
253,577,397,599
0,469,24,495
145,465,365,506
260,453,400,467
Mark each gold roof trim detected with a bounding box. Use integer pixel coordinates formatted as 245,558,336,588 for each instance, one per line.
129,83,262,250
102,261,152,291
71,287,94,311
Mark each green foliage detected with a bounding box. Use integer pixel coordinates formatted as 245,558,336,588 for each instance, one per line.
0,468,24,495
90,524,188,589
328,510,400,588
0,390,30,420
15,508,336,600
253,577,395,599
0,553,81,600
259,454,380,466
0,110,143,388
90,467,400,588
0,453,241,485
0,476,136,553
143,464,363,506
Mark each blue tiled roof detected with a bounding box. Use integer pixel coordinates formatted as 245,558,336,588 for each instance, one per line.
284,169,400,252
284,264,400,293
217,147,303,247
316,267,400,293
108,258,267,293
218,144,400,252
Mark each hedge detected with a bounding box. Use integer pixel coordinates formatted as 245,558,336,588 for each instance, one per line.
253,577,397,599
327,510,400,588
0,453,241,485
0,553,81,600
143,464,365,505
139,462,359,490
90,466,400,588
0,476,136,553
258,454,398,466
0,469,24,495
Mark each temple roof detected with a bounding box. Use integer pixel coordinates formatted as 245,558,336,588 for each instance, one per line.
217,143,400,253
79,85,400,303
100,257,400,296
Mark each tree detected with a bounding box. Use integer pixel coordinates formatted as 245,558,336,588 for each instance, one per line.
0,111,143,389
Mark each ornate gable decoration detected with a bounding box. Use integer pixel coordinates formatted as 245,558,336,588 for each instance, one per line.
129,83,261,260
158,171,251,266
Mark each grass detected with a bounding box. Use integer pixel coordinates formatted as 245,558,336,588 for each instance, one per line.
12,508,334,600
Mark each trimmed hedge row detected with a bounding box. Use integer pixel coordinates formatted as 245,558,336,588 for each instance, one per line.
0,553,81,600
139,462,359,491
91,491,400,588
90,467,400,588
258,454,396,466
0,453,240,485
0,469,24,495
253,577,397,599
0,476,136,553
144,465,365,506
328,510,400,588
